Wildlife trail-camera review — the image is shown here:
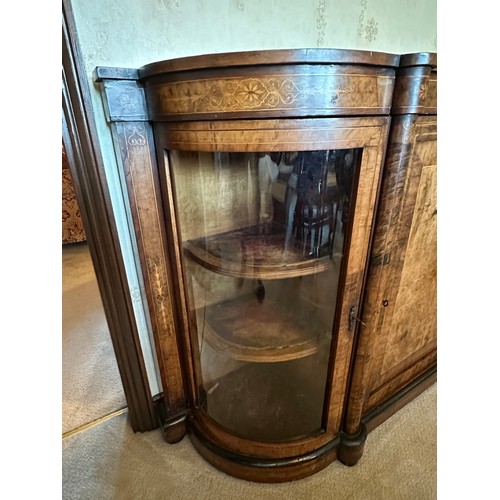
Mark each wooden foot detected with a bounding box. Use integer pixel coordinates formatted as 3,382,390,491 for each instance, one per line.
338,423,368,466
160,413,188,444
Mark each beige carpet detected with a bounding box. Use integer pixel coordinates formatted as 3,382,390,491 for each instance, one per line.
62,242,127,434
62,242,436,498
62,385,436,499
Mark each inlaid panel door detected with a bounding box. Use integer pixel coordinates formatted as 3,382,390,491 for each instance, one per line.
342,54,437,441
360,115,437,415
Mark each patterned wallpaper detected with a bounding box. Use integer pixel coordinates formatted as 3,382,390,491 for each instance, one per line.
72,0,436,78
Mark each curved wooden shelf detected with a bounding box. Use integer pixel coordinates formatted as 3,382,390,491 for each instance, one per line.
184,226,332,280
200,294,330,363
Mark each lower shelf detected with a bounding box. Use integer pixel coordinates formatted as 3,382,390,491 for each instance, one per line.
201,355,328,443
201,293,331,362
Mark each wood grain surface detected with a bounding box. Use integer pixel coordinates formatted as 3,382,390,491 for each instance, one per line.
143,65,395,121
344,113,437,432
113,121,189,419
139,48,400,77
93,48,438,480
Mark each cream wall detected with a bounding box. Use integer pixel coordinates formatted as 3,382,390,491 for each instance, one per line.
69,0,437,396
72,0,436,73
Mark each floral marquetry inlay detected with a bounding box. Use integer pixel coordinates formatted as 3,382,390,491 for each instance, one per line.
158,77,310,113
151,72,390,117
235,78,300,107
126,125,147,147
418,82,429,102
148,255,172,336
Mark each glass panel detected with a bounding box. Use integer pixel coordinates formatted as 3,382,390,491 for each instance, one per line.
169,149,360,442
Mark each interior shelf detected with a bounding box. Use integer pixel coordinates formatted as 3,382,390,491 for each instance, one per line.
184,225,332,280
199,293,331,363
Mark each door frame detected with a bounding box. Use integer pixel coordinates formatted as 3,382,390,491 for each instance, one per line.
62,0,157,431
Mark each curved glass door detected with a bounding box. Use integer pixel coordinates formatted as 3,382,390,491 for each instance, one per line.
169,148,360,442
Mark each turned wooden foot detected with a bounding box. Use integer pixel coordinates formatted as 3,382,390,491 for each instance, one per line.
338,423,368,466
160,413,188,444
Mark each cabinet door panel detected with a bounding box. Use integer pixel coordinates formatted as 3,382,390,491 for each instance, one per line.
361,115,437,414
380,160,436,375
155,117,390,459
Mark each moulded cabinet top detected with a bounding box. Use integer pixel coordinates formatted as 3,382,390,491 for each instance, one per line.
138,48,400,79
391,52,437,116
135,49,401,121
399,52,437,69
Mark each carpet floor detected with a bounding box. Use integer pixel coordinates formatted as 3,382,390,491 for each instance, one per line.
62,242,127,435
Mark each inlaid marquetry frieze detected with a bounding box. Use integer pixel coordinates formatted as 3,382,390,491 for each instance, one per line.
392,67,436,116
423,74,437,114
145,72,395,119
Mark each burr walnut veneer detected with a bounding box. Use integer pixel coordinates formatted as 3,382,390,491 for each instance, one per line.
342,53,437,458
95,49,436,482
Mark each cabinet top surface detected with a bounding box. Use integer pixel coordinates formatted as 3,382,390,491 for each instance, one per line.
399,52,437,69
138,48,401,79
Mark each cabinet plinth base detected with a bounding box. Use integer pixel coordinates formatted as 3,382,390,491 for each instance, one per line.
159,413,188,444
188,426,340,483
338,423,368,466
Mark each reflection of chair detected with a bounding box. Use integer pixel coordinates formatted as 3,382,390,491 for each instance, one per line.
334,150,356,234
294,195,337,258
291,151,338,258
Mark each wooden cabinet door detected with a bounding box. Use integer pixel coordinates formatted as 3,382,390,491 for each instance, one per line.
154,116,391,466
366,115,436,413
346,114,437,432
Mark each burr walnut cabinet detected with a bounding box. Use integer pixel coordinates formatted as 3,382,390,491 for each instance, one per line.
94,49,436,482
338,52,437,466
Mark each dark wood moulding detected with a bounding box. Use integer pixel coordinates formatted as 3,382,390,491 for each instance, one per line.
399,52,437,68
189,426,340,483
138,48,400,78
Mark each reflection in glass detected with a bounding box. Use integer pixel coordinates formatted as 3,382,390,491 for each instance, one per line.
169,149,360,442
